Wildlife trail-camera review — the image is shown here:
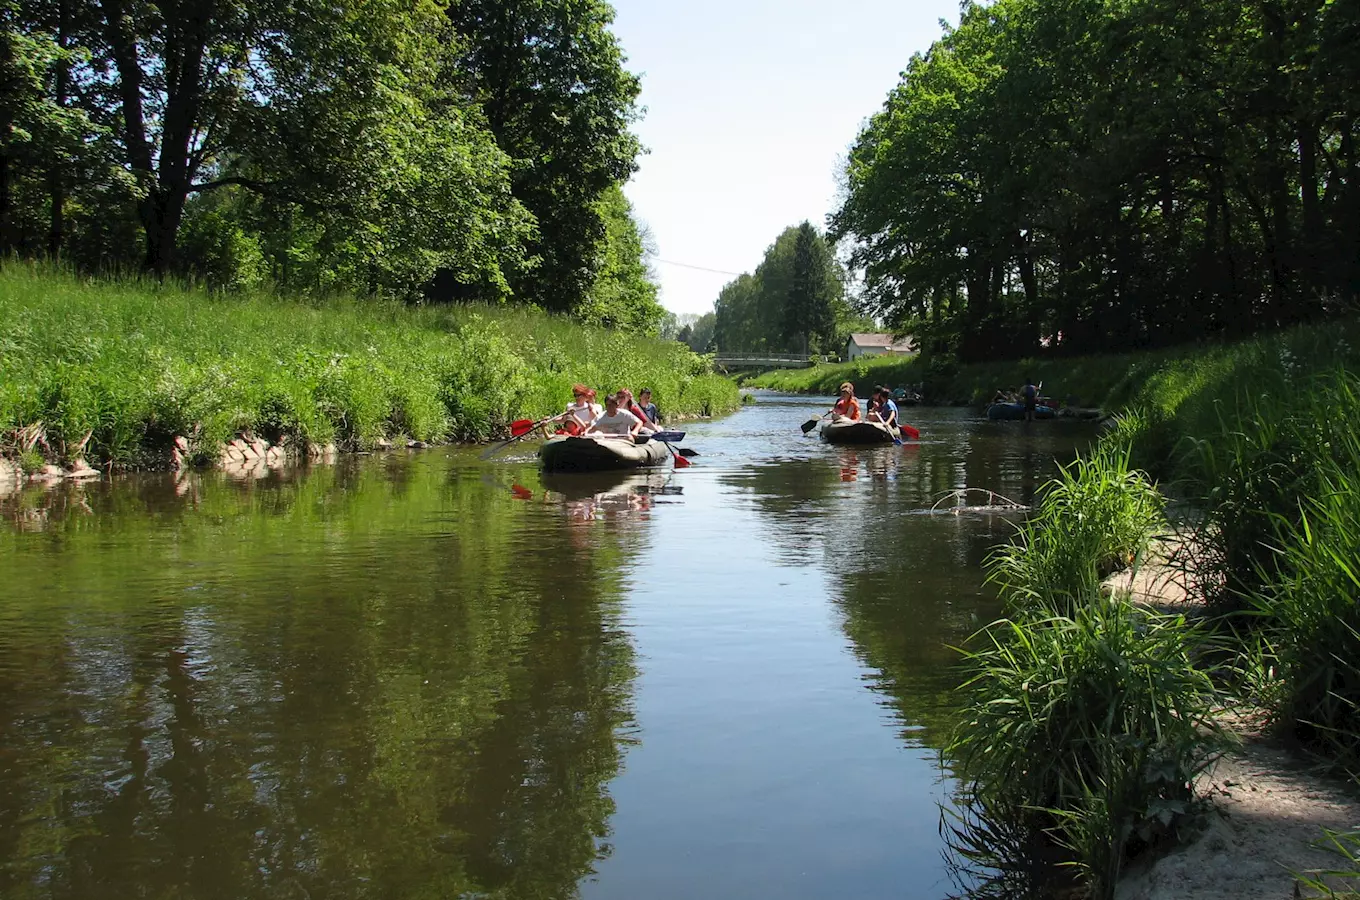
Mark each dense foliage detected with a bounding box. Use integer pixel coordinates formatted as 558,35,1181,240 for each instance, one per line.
0,0,663,330
835,0,1360,362
710,222,872,356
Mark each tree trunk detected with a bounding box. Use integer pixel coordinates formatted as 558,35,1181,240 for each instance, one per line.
1299,118,1321,307
48,0,71,257
102,0,210,275
1265,148,1294,325
1016,230,1040,352
0,152,11,253
1211,161,1243,334
1344,126,1360,305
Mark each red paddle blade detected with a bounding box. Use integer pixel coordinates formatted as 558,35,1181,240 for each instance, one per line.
673,451,692,468
901,424,920,440
509,419,538,437
510,484,533,499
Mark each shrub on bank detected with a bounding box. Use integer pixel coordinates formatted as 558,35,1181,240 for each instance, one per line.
1242,371,1360,763
987,443,1165,616
953,442,1219,898
0,265,739,465
951,599,1220,898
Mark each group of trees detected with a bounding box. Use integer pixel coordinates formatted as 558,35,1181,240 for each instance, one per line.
834,0,1360,361
710,222,871,356
0,0,664,331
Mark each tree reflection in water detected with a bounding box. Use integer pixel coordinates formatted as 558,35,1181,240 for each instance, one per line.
0,455,642,900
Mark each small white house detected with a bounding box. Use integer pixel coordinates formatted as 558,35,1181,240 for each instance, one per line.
846,333,916,360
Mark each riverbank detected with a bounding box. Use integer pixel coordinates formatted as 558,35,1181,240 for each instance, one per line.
947,323,1360,898
0,265,739,475
747,322,1360,418
1105,548,1360,900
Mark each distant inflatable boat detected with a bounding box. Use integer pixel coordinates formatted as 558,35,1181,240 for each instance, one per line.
986,402,1056,421
539,435,671,472
821,420,900,444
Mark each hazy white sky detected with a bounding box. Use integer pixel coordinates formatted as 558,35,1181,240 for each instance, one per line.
609,0,961,317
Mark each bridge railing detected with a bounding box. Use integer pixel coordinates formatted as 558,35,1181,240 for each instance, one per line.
712,353,833,368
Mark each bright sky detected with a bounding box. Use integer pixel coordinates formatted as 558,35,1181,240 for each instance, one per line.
609,0,960,317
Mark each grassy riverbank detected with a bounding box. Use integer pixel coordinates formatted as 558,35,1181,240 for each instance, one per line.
0,265,739,467
748,321,1360,415
948,324,1360,897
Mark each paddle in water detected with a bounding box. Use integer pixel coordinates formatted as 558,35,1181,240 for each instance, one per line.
479,414,555,460
662,438,692,468
801,411,830,434
899,423,920,440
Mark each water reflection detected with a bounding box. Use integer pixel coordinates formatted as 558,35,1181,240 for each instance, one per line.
2,399,1100,900
941,800,1084,900
710,406,1096,748
0,455,637,900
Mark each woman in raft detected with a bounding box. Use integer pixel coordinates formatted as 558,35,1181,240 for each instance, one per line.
549,384,603,435
583,392,646,441
830,381,861,422
616,388,659,434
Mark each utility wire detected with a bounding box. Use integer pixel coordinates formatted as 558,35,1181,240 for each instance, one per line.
652,258,745,277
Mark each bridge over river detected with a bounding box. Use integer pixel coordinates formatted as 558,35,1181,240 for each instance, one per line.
712,353,816,371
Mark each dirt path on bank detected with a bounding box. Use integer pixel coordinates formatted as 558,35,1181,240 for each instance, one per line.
1108,558,1360,900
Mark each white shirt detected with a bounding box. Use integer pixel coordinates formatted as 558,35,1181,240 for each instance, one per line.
590,409,641,435
564,401,603,428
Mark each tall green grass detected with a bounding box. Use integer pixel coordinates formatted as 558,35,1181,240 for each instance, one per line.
0,264,738,463
1236,371,1360,763
987,443,1165,616
952,443,1220,898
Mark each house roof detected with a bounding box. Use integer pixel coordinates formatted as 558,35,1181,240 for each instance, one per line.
849,333,915,351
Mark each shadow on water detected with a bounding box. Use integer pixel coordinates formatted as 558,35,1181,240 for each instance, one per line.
940,798,1087,900
0,454,640,900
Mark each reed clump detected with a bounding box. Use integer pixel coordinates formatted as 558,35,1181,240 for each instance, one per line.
0,264,739,466
986,444,1165,616
953,329,1360,897
951,444,1222,898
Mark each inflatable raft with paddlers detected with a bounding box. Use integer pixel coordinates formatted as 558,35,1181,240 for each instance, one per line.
538,434,673,472
821,420,901,445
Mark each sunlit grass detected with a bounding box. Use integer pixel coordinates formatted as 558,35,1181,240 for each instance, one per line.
0,263,739,463
987,442,1165,616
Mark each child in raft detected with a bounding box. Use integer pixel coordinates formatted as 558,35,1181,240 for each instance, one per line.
584,393,646,441
868,387,899,429
831,382,861,422
549,384,603,435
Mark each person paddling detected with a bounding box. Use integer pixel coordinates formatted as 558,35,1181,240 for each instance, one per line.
637,388,660,425
869,387,899,430
1021,376,1039,422
831,382,861,422
584,393,645,442
551,384,602,435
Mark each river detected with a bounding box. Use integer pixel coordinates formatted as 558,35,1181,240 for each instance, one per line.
0,392,1096,899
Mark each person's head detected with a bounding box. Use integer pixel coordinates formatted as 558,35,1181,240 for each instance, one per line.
639,388,652,403
604,393,621,413
571,383,594,402
618,387,634,403
839,381,854,397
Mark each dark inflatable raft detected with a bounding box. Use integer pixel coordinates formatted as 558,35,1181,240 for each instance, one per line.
539,435,672,472
821,420,899,445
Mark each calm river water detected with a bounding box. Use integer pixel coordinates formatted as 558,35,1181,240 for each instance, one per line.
0,393,1096,899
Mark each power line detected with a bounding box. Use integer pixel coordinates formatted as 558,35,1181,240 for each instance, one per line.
652,257,745,277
